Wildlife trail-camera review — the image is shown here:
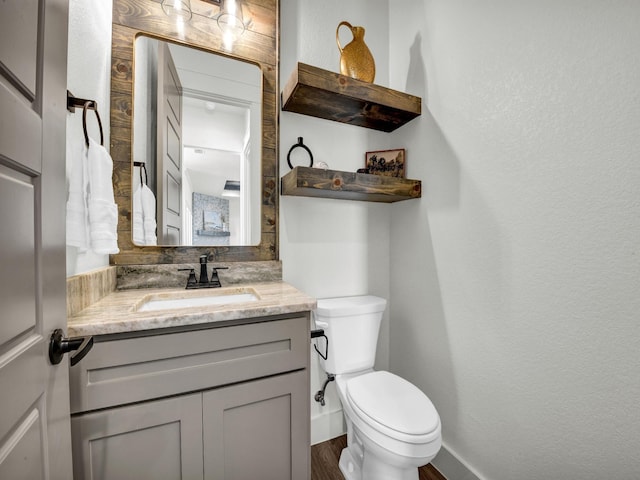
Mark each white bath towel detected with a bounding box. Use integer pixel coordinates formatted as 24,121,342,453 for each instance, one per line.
66,137,120,254
133,181,157,246
86,138,119,254
66,140,90,251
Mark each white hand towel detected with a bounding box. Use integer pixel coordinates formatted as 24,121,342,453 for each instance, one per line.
86,138,119,254
66,141,90,251
132,184,145,245
132,179,157,246
141,184,157,245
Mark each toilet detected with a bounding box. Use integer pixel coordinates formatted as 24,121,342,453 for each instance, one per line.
314,295,441,480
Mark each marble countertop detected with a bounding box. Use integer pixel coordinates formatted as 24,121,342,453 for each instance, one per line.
67,282,316,337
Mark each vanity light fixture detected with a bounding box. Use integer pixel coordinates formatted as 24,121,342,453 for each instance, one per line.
216,0,251,49
160,0,251,49
160,0,193,20
222,180,241,197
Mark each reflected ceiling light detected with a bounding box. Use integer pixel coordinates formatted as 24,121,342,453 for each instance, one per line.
161,0,193,21
222,180,240,197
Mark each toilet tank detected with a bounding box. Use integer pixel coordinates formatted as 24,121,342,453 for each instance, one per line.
314,295,387,375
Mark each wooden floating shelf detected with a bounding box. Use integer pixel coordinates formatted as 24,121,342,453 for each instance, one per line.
281,63,421,132
281,167,421,203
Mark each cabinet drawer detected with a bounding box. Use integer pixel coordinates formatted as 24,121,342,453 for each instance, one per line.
70,316,309,413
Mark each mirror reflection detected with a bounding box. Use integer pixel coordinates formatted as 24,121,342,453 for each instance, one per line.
133,36,262,247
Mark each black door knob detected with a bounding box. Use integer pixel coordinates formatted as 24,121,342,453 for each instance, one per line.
49,329,94,366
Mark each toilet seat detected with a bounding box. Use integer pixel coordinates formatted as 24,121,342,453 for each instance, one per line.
346,371,440,444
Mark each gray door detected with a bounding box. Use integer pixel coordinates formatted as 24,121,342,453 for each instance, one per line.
0,0,73,478
157,42,182,245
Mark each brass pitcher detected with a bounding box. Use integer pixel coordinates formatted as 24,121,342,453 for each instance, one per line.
336,21,375,83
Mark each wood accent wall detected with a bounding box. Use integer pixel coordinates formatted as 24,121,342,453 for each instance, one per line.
110,0,279,265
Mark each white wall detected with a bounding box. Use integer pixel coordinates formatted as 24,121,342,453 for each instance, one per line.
388,1,640,479
66,0,112,276
279,0,392,444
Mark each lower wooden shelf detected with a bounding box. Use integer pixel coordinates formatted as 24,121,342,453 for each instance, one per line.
281,167,421,203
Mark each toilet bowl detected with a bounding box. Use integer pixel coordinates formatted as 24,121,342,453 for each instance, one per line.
314,296,442,480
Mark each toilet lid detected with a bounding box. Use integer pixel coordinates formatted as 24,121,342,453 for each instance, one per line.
346,371,439,437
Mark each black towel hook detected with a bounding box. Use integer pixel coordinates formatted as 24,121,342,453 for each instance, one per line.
82,100,104,149
286,137,314,170
133,161,148,187
67,91,104,149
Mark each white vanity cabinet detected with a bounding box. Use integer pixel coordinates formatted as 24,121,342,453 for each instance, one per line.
69,314,310,480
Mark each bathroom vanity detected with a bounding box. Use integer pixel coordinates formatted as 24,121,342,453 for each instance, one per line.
67,281,315,480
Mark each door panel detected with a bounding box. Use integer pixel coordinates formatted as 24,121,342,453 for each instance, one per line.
0,0,72,478
71,394,204,480
0,0,39,97
157,42,182,245
167,170,181,214
0,82,42,171
0,165,36,345
0,408,45,480
0,337,44,447
203,370,310,480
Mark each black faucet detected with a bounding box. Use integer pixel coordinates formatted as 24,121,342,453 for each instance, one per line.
178,255,228,289
209,266,228,288
199,254,209,285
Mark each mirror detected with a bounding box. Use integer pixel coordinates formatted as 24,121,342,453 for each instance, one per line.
110,0,278,265
133,36,262,246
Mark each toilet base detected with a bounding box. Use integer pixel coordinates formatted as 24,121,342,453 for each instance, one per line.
338,448,361,480
338,445,420,480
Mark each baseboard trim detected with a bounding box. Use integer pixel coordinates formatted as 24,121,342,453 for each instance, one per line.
432,442,484,480
311,408,345,446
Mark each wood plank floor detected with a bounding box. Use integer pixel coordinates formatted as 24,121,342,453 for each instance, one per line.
311,435,446,480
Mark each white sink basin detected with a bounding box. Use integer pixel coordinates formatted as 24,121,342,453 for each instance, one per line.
136,289,259,312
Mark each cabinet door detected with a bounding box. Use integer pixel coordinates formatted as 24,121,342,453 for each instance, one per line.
71,393,203,480
203,370,310,480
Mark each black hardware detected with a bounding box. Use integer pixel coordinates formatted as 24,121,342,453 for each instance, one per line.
314,373,335,406
178,268,198,288
180,257,229,289
311,328,329,361
67,91,104,149
133,161,148,187
286,137,314,170
49,329,94,367
199,255,210,285
209,266,228,288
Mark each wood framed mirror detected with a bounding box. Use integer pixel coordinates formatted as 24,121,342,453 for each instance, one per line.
110,0,278,264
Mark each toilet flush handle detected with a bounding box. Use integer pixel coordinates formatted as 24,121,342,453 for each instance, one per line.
311,321,329,361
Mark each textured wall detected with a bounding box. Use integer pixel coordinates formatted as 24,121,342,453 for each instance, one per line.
66,0,113,276
388,1,640,479
279,0,392,444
